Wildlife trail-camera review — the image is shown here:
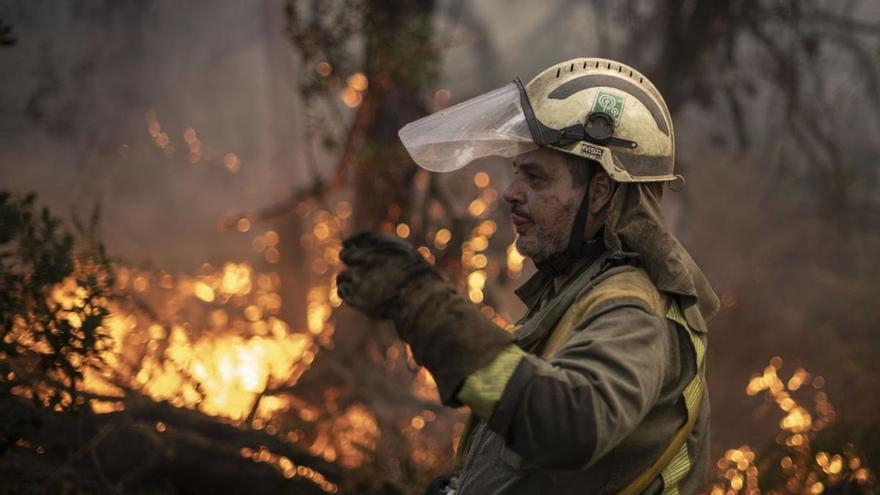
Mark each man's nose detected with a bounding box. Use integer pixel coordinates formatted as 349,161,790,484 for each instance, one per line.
502,177,525,205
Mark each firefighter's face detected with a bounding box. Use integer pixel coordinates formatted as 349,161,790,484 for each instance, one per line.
502,148,587,264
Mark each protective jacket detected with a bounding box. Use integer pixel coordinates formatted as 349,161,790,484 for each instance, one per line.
337,183,718,494
452,253,708,494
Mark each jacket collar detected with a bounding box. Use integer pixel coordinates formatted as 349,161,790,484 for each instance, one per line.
514,249,608,316
514,270,554,315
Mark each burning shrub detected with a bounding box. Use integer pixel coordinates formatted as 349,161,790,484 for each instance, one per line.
0,192,114,417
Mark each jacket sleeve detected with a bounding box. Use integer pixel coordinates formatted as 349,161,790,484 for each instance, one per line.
456,296,674,470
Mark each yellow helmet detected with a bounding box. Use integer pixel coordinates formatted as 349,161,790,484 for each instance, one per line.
518,57,675,182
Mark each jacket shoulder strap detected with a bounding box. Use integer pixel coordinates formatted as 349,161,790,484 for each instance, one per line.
621,299,706,495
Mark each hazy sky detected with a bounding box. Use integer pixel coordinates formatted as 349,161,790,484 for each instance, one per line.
0,0,593,270
1,0,310,270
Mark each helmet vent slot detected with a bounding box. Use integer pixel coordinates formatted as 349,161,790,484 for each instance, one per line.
569,63,575,72
556,67,561,78
583,61,587,69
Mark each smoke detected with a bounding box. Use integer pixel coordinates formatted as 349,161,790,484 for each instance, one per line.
0,0,313,271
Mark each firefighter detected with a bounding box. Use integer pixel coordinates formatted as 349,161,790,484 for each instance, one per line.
336,58,720,494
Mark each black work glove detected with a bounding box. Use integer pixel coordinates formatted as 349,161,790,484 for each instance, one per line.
336,232,514,404
336,231,438,320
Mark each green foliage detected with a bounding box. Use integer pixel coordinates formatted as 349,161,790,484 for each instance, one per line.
0,192,114,441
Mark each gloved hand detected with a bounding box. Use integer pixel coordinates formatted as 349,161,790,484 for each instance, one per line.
336,231,516,405
336,231,438,320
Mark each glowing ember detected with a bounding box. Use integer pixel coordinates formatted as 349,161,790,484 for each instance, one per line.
315,61,332,77
241,446,339,493
709,359,873,493
434,228,452,249
347,72,368,92
474,171,490,188
507,242,525,279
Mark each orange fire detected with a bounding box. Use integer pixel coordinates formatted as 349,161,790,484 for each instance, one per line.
10,154,533,491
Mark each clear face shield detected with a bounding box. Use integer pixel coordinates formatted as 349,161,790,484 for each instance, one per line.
398,79,636,173
397,82,537,173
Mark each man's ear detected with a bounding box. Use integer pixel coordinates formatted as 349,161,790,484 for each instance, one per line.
589,170,615,215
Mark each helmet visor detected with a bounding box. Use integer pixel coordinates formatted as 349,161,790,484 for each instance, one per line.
398,83,537,173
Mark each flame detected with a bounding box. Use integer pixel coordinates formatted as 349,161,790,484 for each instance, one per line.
63,204,351,489
140,330,310,420
81,262,315,423
11,179,532,489
20,210,345,434
84,211,348,422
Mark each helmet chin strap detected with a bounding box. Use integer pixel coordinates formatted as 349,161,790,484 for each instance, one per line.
534,172,605,277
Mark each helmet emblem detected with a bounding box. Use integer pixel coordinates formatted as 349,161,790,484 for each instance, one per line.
592,90,625,126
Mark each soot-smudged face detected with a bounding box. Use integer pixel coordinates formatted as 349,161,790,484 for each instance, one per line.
502,148,585,263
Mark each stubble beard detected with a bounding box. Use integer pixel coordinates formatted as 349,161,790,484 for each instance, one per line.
514,200,578,264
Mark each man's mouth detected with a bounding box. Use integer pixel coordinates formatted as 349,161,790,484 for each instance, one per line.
511,213,530,225
510,209,532,232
